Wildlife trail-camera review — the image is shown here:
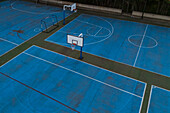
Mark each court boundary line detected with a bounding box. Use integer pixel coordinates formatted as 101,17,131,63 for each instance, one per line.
0,48,25,68
75,19,103,28
0,37,18,57
146,85,153,113
23,52,142,98
0,37,18,46
146,85,170,113
133,24,148,67
139,84,147,113
0,71,80,113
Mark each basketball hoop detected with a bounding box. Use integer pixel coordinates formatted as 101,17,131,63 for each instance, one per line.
73,9,77,13
71,43,77,50
67,34,84,59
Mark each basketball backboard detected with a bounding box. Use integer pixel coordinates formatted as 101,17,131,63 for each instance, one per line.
67,35,84,47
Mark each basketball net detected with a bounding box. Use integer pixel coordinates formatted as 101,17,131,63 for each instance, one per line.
71,43,76,50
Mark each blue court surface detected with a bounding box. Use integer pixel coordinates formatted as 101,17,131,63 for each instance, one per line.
147,86,170,113
46,14,170,77
0,46,146,113
0,0,71,56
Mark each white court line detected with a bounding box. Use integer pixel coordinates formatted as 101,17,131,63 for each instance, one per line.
0,37,18,46
146,85,153,113
133,25,148,67
0,37,19,57
139,84,148,113
152,85,170,92
75,15,114,45
94,27,102,36
23,52,142,98
75,19,102,28
146,85,170,113
0,49,26,68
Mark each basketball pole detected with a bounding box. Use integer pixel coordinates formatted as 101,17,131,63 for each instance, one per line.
63,10,65,25
79,47,83,60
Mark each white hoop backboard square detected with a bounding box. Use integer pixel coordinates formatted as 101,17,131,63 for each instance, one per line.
63,3,76,11
67,35,84,47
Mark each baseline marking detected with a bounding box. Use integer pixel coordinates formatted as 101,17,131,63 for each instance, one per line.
23,52,142,98
133,24,148,67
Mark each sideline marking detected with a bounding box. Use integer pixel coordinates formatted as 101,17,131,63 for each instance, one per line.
0,38,18,57
146,85,153,113
23,51,142,98
146,85,170,113
0,38,18,46
133,25,148,67
0,72,80,113
139,84,148,113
